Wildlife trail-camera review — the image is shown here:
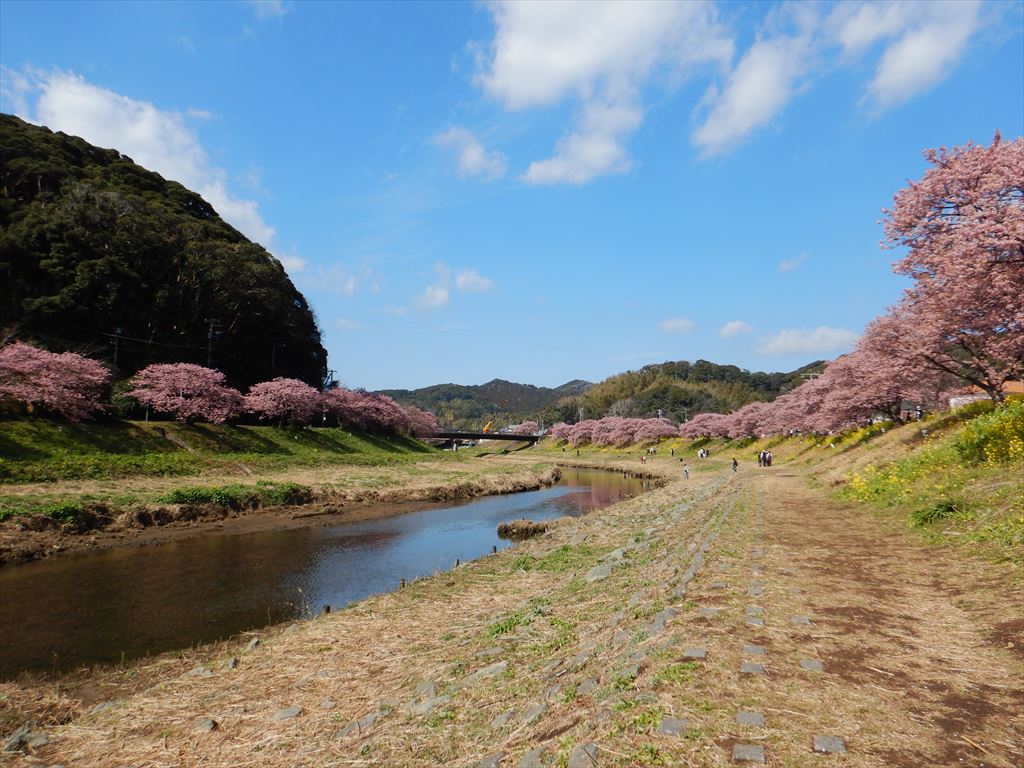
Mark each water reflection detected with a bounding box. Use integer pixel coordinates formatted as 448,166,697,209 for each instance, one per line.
0,468,645,677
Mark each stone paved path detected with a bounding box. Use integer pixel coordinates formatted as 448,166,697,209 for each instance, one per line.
13,464,1023,767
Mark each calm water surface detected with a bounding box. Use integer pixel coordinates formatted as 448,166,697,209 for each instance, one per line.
0,468,647,677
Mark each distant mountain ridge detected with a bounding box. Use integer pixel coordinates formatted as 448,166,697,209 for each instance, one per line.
379,359,825,430
378,378,591,429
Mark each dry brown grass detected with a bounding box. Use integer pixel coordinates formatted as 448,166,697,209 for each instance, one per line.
4,460,1022,767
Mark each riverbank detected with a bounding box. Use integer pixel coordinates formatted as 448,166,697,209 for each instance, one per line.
0,460,561,565
3,455,1021,767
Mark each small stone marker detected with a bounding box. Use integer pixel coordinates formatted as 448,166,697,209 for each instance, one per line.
187,665,212,677
585,563,614,583
244,637,260,651
745,605,764,616
740,662,765,675
271,705,302,721
476,646,503,658
747,585,764,597
657,717,688,736
517,746,548,768
742,645,766,656
478,752,506,768
716,562,733,572
800,659,824,672
698,607,721,618
751,566,764,576
736,711,765,726
520,702,547,726
567,742,599,768
491,710,514,729
812,735,847,754
709,581,728,590
745,618,765,627
790,615,811,625
732,743,766,763
405,695,451,717
194,717,218,732
414,680,438,699
781,567,797,575
682,647,707,660
463,660,508,685
225,656,239,669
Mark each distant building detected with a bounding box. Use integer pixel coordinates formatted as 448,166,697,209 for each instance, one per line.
949,380,1023,409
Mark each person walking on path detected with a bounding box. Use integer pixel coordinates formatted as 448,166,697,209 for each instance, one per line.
683,462,689,480
732,458,738,472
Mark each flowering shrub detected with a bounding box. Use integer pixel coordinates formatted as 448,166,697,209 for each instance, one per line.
0,342,110,421
245,378,322,425
128,363,242,423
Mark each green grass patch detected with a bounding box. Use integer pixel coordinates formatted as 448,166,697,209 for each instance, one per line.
0,417,439,483
510,544,596,573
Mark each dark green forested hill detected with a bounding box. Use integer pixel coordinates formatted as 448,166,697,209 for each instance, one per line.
0,114,326,388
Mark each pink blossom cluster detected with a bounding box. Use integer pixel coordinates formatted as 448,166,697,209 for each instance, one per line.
128,363,242,424
510,421,540,435
677,133,1022,439
549,417,679,447
0,342,110,421
0,349,440,434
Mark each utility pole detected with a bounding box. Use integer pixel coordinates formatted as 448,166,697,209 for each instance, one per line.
206,319,221,367
111,327,124,368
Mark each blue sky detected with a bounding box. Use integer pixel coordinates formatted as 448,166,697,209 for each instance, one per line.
2,0,1022,390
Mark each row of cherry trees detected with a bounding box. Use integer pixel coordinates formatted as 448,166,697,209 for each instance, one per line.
549,417,679,447
0,346,437,435
552,133,1023,444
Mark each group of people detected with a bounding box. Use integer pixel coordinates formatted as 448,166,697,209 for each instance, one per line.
757,450,774,467
697,447,710,459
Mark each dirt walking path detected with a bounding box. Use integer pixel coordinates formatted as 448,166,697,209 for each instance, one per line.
5,464,1021,767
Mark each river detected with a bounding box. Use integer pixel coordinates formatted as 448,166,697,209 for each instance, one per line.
0,467,647,678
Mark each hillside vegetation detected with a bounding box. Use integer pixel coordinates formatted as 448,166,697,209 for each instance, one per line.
380,378,591,430
0,115,326,388
384,360,821,430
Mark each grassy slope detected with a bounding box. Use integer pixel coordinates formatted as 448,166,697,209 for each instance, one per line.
0,417,441,519
537,399,1024,566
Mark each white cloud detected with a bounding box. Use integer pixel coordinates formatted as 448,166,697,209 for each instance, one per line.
757,326,858,355
778,253,806,272
523,95,642,185
248,0,287,20
5,69,275,246
434,126,507,181
455,269,494,292
658,317,695,334
829,1,983,109
478,1,732,184
277,251,306,275
417,263,495,309
719,320,752,337
418,284,450,309
692,6,816,156
384,305,409,316
866,3,981,108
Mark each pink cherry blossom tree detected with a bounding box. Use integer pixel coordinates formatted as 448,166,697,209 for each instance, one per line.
884,132,1024,400
245,378,322,425
127,363,242,423
0,342,110,421
402,405,439,437
511,421,540,435
547,422,572,441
